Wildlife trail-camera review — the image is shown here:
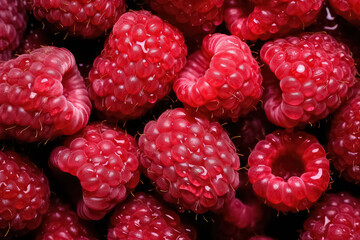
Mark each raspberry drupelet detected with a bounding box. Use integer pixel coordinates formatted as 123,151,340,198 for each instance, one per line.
139,108,258,229
144,0,225,38
89,11,187,121
329,0,360,26
0,151,50,232
261,33,356,128
301,192,360,239
173,33,263,122
0,0,27,61
224,0,324,41
28,0,126,39
0,46,91,142
107,193,196,240
248,130,330,212
50,122,140,220
35,199,95,240
328,95,360,183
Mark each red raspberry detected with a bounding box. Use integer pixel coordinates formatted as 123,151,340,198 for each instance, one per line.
89,11,187,120
28,0,126,39
145,0,225,38
173,33,263,122
35,199,95,240
261,33,356,128
0,151,50,231
16,22,51,54
0,46,91,142
248,130,330,212
0,0,27,60
50,122,140,220
224,0,324,41
329,0,360,26
107,193,196,240
328,95,360,183
301,192,360,239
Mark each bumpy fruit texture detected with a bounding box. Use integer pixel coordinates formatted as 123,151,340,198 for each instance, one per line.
28,0,126,39
329,0,360,26
0,46,91,142
174,33,263,122
0,0,27,60
301,192,360,239
139,108,240,214
248,130,330,212
329,95,360,183
145,0,224,37
50,123,140,220
35,199,94,240
0,151,50,231
16,22,51,54
107,193,196,240
89,11,187,120
224,0,324,41
261,33,356,128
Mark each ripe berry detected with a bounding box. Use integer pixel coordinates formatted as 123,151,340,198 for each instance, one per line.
145,0,225,38
328,95,360,183
107,193,196,240
261,33,356,128
0,46,91,142
329,0,360,26
0,151,50,231
173,33,263,122
301,192,360,239
224,0,324,41
89,11,187,120
28,0,126,39
248,130,330,212
35,199,94,240
50,122,140,220
0,0,27,60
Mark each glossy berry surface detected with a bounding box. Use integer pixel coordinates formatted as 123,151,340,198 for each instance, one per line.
224,0,324,41
0,0,27,60
174,33,263,122
107,193,196,240
50,122,140,220
329,95,360,183
301,192,360,240
145,0,224,38
139,108,240,214
0,151,50,231
0,46,91,142
35,199,94,240
329,0,360,26
261,33,356,128
248,130,330,212
89,10,187,120
28,0,126,39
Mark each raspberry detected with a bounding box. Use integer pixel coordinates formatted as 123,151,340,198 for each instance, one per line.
28,0,126,39
107,193,196,240
145,0,225,38
173,33,263,122
35,199,94,240
89,11,187,120
261,33,356,128
328,95,360,183
301,192,360,239
329,0,360,26
0,46,91,142
50,122,140,220
248,129,330,212
224,0,324,41
0,151,50,231
0,0,27,60
16,22,51,54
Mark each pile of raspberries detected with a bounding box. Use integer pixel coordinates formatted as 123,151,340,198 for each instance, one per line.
1,0,360,239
